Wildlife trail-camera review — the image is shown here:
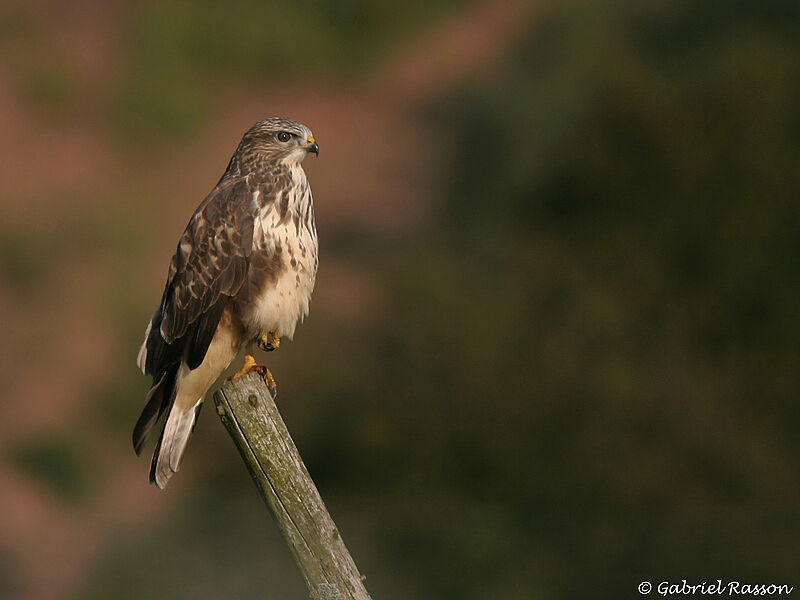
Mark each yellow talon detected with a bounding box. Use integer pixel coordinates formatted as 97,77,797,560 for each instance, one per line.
264,368,278,397
228,343,278,396
258,330,281,351
230,353,257,380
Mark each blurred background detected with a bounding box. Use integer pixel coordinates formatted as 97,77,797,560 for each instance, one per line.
1,0,799,598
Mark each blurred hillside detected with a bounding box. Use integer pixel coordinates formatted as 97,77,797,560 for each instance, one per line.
0,1,798,599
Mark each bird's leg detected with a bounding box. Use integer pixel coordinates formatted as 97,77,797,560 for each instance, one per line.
258,330,281,352
229,342,258,380
228,341,279,398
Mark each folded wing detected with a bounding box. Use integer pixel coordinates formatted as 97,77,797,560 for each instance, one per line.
133,176,255,454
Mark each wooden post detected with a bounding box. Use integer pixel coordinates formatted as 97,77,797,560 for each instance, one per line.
213,372,372,600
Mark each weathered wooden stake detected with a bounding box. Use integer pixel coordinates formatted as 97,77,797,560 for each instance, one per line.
213,371,372,600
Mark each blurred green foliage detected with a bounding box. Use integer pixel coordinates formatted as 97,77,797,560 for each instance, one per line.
82,482,307,599
23,66,76,114
114,0,456,141
0,6,34,45
397,0,800,595
10,436,90,502
0,228,50,292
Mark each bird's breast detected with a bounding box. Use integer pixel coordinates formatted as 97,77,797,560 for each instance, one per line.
239,175,317,339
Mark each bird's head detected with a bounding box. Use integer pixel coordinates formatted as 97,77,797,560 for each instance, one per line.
241,117,318,165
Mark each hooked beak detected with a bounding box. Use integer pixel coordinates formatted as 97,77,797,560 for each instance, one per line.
306,136,319,156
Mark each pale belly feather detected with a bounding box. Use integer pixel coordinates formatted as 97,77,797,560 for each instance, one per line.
248,224,317,339
243,167,318,340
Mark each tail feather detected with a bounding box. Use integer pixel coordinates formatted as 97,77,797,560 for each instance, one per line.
135,302,239,488
149,399,202,489
132,364,178,455
136,321,152,373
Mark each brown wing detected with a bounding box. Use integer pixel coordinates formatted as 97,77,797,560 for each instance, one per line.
143,175,255,375
133,176,254,454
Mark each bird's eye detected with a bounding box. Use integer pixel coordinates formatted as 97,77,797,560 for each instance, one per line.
277,131,291,143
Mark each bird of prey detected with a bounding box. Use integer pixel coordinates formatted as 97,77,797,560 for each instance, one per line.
134,117,319,488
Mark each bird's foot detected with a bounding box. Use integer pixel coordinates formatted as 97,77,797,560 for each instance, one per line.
229,353,258,380
248,365,278,398
262,367,278,398
258,331,281,352
227,354,278,398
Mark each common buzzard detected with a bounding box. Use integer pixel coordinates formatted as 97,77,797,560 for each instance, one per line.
134,117,319,488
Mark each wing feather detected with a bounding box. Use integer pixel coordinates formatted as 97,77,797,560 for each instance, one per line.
136,175,265,456
142,176,254,377
186,297,227,369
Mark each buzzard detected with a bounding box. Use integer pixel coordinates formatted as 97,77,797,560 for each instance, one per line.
134,117,319,488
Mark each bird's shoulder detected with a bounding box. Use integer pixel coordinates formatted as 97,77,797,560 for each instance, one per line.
167,176,251,276
165,163,294,284
161,176,256,317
